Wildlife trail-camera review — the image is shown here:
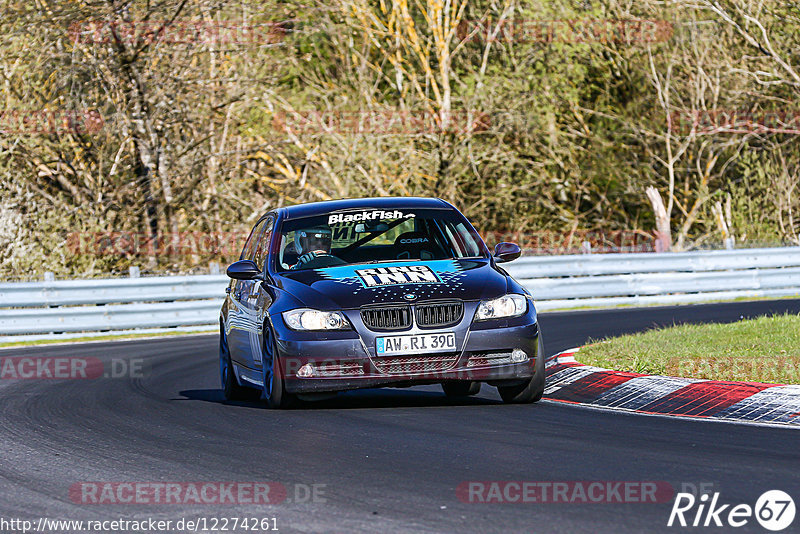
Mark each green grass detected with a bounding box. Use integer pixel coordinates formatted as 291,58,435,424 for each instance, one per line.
0,329,216,349
576,313,800,384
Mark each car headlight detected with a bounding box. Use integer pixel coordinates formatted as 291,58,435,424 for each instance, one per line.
475,294,527,321
282,309,350,331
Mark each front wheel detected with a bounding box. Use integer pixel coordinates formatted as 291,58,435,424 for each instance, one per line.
262,326,296,409
497,335,546,404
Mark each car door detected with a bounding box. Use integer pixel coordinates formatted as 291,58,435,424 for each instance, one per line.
239,215,275,370
228,218,268,369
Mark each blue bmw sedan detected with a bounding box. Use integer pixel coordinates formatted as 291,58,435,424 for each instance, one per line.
220,197,544,408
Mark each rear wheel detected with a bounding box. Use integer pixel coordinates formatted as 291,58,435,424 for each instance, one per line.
262,326,296,409
220,324,251,401
441,381,481,397
497,335,546,404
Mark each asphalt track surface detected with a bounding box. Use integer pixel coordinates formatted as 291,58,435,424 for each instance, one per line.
1,300,799,533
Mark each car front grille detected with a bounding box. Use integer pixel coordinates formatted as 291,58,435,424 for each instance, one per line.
373,354,459,375
312,361,365,377
360,301,464,331
360,305,412,331
415,301,463,328
467,351,514,367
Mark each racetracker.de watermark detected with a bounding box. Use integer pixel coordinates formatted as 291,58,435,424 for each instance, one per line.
64,229,656,259
280,354,533,382
272,110,492,135
69,482,327,505
457,481,674,504
0,109,104,136
456,19,673,44
66,231,249,258
670,109,800,135
0,357,147,380
668,355,800,383
68,20,289,45
481,229,655,254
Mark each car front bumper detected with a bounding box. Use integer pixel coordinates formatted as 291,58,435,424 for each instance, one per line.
273,318,541,394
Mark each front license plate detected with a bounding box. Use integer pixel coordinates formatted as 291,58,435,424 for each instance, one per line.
376,332,456,355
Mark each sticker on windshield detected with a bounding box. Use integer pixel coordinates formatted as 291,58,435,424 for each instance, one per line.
355,265,439,287
328,210,415,225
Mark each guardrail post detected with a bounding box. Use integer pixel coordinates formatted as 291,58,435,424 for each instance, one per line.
209,262,220,275
42,272,56,333
129,266,140,278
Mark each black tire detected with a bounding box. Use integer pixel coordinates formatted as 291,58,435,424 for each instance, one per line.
442,381,481,397
262,326,296,409
220,324,251,401
497,335,546,404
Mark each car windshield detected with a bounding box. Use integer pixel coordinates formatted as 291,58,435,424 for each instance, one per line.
276,208,487,271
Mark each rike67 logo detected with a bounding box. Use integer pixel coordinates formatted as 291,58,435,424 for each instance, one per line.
668,490,795,531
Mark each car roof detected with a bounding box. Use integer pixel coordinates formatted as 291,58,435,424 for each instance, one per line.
279,197,452,220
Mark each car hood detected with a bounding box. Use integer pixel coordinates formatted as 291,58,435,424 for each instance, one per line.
275,259,507,309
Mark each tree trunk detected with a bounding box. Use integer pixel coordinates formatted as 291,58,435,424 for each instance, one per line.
646,186,672,252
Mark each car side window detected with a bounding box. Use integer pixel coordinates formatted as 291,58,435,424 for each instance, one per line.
241,219,267,261
455,222,482,257
253,216,274,271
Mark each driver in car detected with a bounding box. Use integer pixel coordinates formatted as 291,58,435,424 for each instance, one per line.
291,227,336,270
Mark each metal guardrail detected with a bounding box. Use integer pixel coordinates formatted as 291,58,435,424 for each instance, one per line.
0,275,227,336
0,275,226,308
1,247,799,338
507,247,800,310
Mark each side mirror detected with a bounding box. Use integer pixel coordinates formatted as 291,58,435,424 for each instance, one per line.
494,242,522,263
226,260,261,280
